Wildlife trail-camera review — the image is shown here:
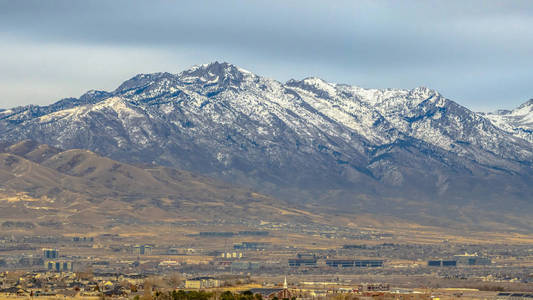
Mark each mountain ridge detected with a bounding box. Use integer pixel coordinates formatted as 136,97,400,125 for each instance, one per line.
0,62,532,230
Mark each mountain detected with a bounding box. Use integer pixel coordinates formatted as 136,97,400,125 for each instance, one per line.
482,99,533,143
0,62,532,229
0,140,321,233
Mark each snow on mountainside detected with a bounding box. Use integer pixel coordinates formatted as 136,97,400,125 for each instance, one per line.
0,62,532,218
482,99,533,143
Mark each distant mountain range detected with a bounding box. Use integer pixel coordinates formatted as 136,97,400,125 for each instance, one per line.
1,62,532,230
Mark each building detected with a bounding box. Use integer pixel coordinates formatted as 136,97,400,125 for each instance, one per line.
289,253,317,267
220,251,243,259
233,242,270,250
231,261,260,270
72,237,94,242
454,253,491,265
326,259,383,268
496,293,533,299
427,260,441,267
238,231,269,236
427,260,457,267
17,254,43,267
44,260,73,272
133,244,153,255
297,253,316,259
43,249,59,259
199,232,234,237
342,244,366,249
288,258,317,267
167,248,196,255
185,277,220,289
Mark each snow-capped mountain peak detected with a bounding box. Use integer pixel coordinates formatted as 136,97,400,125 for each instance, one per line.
178,61,255,86
409,86,438,97
483,98,533,143
0,62,532,214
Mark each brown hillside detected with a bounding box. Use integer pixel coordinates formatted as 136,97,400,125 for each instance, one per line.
0,140,319,234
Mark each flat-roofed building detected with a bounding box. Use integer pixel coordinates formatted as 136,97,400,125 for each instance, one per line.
288,257,317,267
233,242,270,250
427,259,457,267
185,277,220,289
44,260,73,272
454,254,491,265
133,244,153,255
326,259,383,268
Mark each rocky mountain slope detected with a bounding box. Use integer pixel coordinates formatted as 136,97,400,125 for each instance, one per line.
0,62,531,226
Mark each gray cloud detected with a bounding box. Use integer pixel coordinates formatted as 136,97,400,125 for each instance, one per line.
1,0,532,111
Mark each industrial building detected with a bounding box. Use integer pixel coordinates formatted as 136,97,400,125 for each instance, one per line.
238,231,269,236
496,292,533,299
289,254,317,267
326,259,383,268
233,242,270,250
288,258,317,267
454,253,491,265
427,260,457,267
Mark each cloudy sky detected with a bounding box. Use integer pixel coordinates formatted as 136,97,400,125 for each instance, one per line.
1,0,532,111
